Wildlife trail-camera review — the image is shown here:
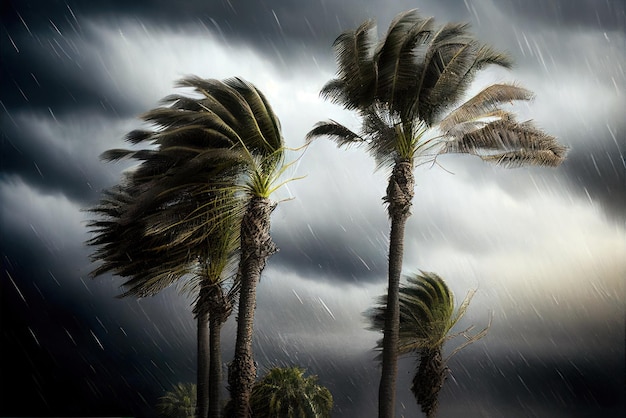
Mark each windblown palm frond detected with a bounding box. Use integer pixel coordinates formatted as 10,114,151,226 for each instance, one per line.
176,76,283,160
86,163,242,298
306,120,365,147
368,272,468,353
373,10,435,117
438,83,534,134
321,19,378,110
444,118,566,167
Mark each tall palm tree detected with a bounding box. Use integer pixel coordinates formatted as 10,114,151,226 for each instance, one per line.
157,382,197,418
307,10,566,417
88,76,288,417
368,271,488,417
217,93,289,418
225,367,333,418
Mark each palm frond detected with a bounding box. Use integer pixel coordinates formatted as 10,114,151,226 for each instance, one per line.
322,19,378,110
374,10,435,114
247,367,333,418
156,382,197,418
223,77,283,154
175,76,244,129
439,83,534,134
445,118,567,167
423,41,479,113
414,20,513,125
473,44,514,70
306,120,365,147
125,129,154,145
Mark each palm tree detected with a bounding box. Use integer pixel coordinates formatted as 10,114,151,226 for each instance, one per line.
368,271,488,417
88,76,289,417
224,367,333,418
157,382,197,418
211,83,290,418
87,161,241,418
120,76,289,417
307,10,566,417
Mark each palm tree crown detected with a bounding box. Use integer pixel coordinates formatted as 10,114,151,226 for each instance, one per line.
157,382,197,418
308,9,566,169
225,366,333,418
369,272,484,354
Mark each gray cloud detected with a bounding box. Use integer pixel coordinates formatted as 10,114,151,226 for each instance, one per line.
491,0,625,31
1,0,624,416
1,113,134,203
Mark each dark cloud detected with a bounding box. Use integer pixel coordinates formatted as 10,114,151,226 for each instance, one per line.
273,220,388,284
562,129,626,221
440,346,626,417
1,212,196,416
8,0,617,119
492,0,626,31
1,1,624,417
1,118,116,204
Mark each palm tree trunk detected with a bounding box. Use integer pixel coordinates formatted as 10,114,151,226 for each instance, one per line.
208,313,223,418
379,160,414,418
412,347,447,418
228,196,277,418
196,308,210,418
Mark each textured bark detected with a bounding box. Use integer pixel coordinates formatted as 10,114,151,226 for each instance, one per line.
379,160,415,418
413,347,447,418
228,196,277,418
197,281,232,418
196,308,210,418
207,284,231,418
209,315,223,418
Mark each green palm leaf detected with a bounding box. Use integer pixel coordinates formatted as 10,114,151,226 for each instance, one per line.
243,367,333,418
374,10,434,116
321,19,378,110
156,382,197,418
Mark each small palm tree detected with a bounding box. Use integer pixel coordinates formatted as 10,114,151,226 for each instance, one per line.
157,382,197,418
368,271,489,417
224,367,333,418
307,10,565,417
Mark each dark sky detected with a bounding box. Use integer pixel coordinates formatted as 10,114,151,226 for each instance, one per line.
1,1,624,417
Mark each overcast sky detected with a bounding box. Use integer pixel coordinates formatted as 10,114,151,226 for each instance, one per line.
1,1,625,417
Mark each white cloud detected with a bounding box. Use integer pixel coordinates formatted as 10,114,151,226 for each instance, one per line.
81,18,340,126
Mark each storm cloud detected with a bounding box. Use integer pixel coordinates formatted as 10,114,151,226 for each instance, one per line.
1,1,624,416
